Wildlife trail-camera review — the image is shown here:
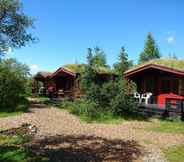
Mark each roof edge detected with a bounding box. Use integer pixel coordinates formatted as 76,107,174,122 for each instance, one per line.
51,67,76,78
124,63,184,78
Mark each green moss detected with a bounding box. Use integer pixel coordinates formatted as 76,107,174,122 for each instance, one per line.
164,145,184,162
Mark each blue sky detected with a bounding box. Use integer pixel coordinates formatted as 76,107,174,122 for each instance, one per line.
8,0,184,74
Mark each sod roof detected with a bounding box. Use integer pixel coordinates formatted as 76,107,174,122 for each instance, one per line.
64,64,116,75
125,59,184,74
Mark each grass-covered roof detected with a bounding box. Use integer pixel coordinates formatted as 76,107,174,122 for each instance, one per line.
126,58,184,73
63,64,86,73
64,64,116,75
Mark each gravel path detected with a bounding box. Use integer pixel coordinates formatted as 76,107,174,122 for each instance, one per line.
1,99,183,162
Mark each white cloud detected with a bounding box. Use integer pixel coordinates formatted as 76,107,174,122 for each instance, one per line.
166,36,175,44
6,47,12,54
30,64,39,74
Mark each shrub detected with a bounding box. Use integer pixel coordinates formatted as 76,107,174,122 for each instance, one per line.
79,47,137,119
0,59,30,112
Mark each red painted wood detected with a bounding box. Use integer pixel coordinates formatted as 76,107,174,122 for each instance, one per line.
158,93,184,107
51,67,76,78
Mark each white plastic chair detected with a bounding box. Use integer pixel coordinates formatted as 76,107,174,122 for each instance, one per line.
134,92,141,103
141,92,152,105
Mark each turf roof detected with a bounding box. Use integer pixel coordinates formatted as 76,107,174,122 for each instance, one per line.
64,64,117,75
125,58,184,73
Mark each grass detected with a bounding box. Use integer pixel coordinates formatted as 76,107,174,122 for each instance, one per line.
150,119,184,134
163,145,184,162
79,113,125,124
58,99,147,124
0,112,23,118
0,134,48,162
57,99,125,124
38,97,50,103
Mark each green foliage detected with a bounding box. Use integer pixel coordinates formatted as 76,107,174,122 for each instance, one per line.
0,58,30,112
59,99,124,123
139,32,161,64
87,47,108,67
0,134,48,162
81,47,110,91
113,47,133,75
78,47,137,120
164,145,184,162
0,0,35,56
110,80,137,116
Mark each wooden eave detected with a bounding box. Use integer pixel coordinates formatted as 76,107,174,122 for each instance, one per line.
51,67,76,78
124,64,184,78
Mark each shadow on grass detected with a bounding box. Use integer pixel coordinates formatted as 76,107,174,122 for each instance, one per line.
26,135,143,162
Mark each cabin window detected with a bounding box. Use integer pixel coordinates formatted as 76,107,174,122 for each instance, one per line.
160,79,170,93
172,79,179,94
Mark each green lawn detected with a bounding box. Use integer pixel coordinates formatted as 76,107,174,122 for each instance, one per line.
79,113,125,124
0,112,23,118
0,134,48,162
150,120,184,134
164,145,184,162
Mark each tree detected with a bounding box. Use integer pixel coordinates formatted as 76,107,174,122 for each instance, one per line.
0,0,35,57
113,47,133,75
0,58,30,112
79,47,136,118
139,32,161,64
89,47,108,67
81,47,108,91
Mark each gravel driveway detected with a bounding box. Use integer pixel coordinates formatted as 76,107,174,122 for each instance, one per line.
1,98,183,162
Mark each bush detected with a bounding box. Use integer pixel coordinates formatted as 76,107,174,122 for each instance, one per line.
84,79,136,117
0,59,30,112
79,47,137,119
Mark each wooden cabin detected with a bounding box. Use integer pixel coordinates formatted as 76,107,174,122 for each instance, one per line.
124,59,184,109
33,67,82,98
33,71,51,95
33,64,116,99
49,67,82,98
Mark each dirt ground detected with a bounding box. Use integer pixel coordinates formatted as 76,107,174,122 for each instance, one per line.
0,98,183,162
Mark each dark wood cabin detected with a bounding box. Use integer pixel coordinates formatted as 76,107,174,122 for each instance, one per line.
49,67,82,98
33,65,117,99
33,71,51,95
124,63,184,109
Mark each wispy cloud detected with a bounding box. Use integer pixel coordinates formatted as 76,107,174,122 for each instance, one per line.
30,64,39,74
166,36,175,44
